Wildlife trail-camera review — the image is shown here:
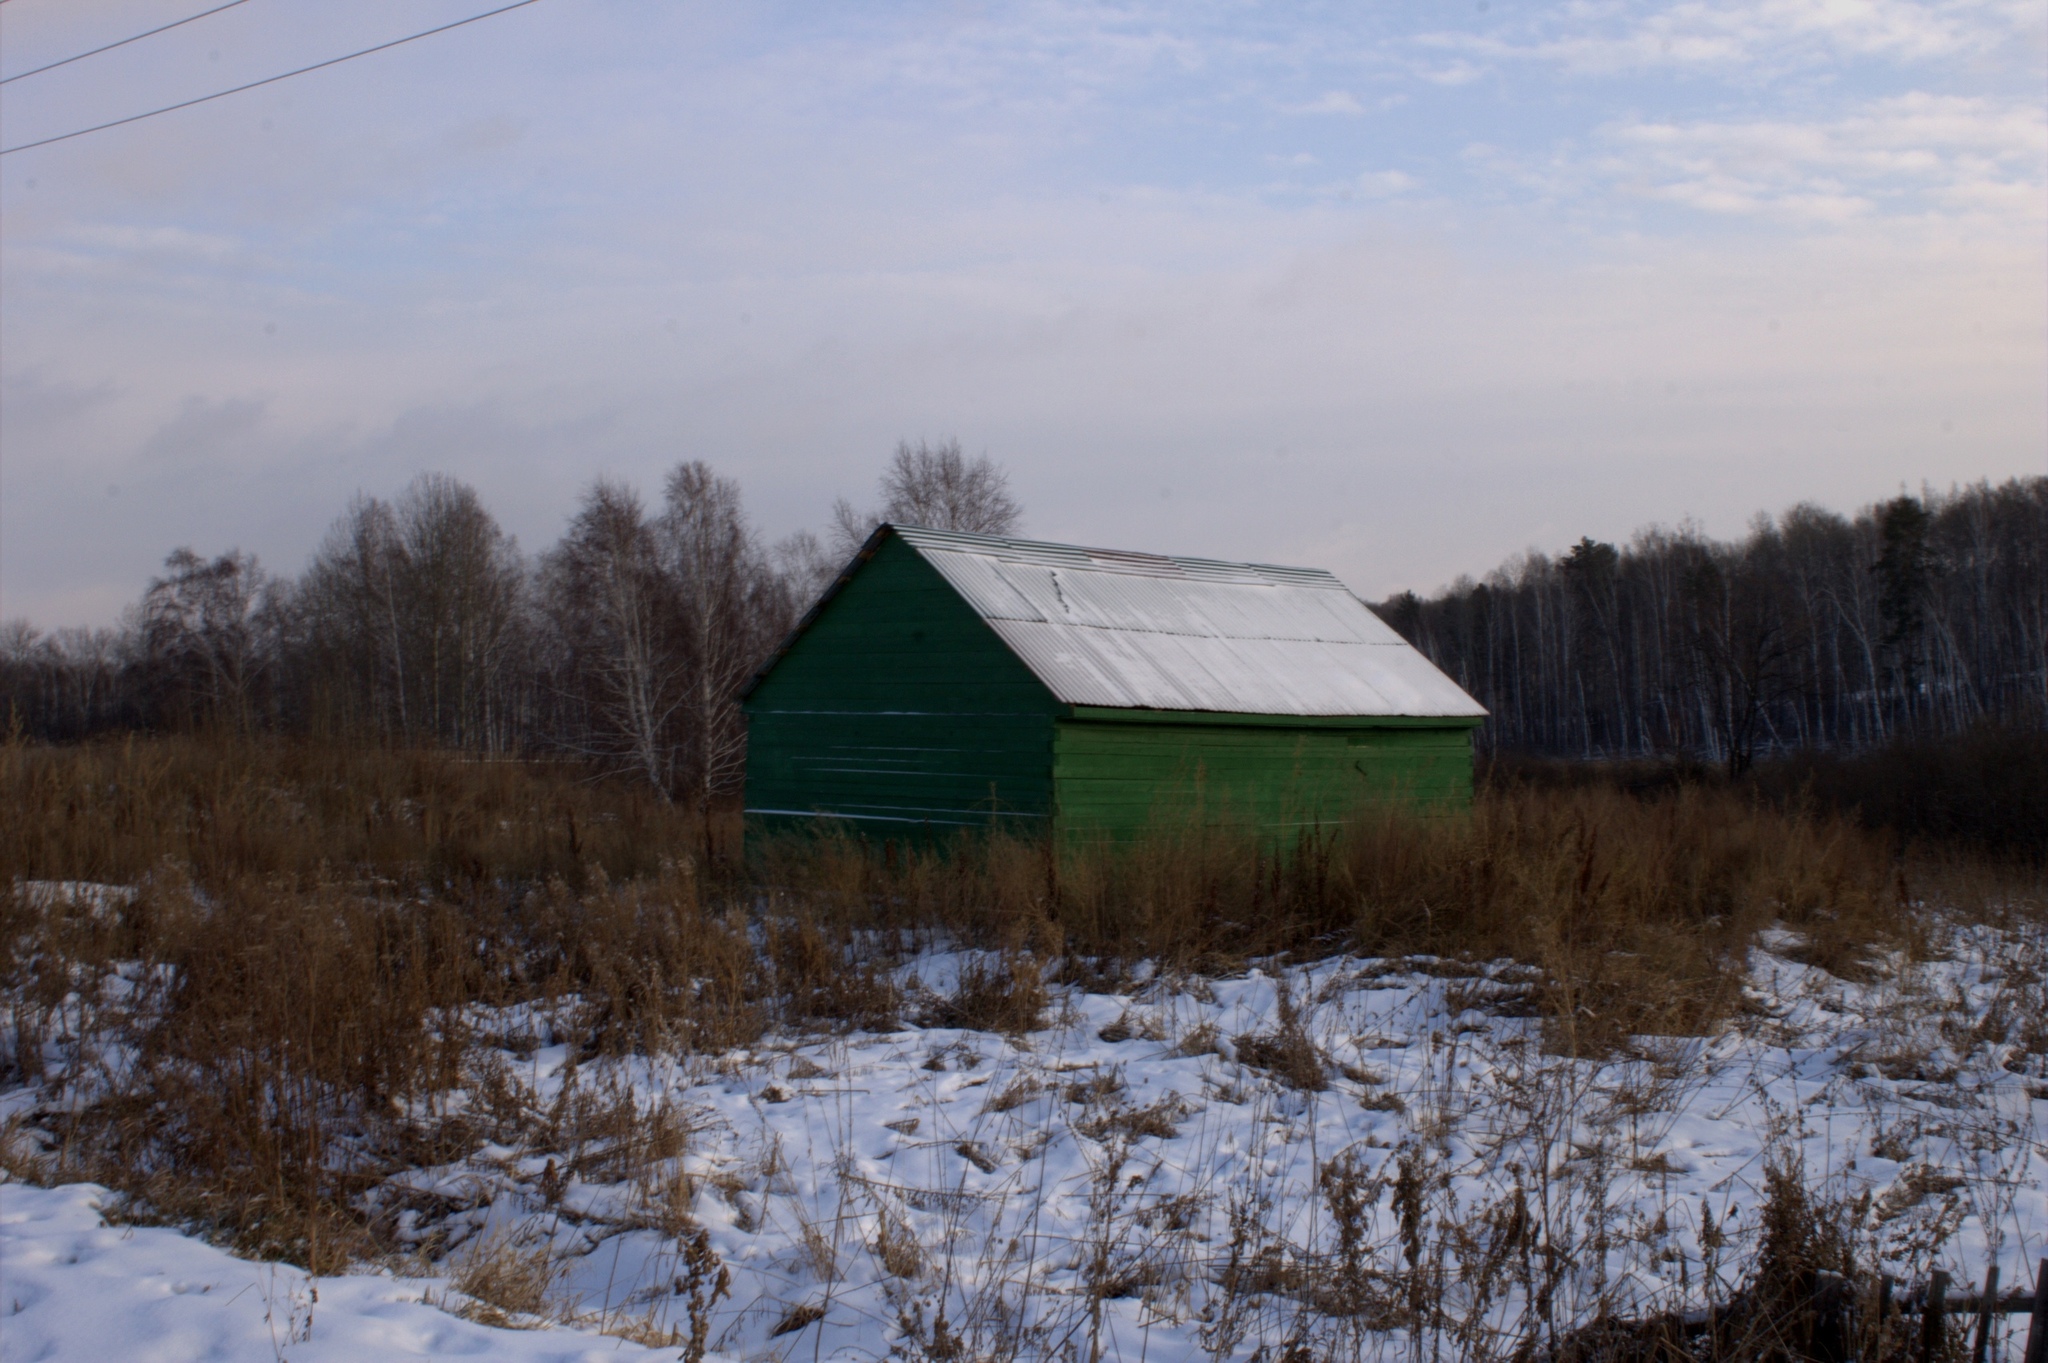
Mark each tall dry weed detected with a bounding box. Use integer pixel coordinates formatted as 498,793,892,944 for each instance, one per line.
764,781,1910,1049
0,733,728,890
0,733,2010,1290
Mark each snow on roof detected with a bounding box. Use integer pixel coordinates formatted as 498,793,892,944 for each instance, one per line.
891,525,1487,719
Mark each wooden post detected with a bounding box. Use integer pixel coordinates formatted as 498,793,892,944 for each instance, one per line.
2024,1258,2048,1363
1923,1271,1950,1363
1975,1265,2000,1363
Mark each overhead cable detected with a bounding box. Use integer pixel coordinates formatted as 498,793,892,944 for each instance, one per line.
0,0,542,156
2,1,254,86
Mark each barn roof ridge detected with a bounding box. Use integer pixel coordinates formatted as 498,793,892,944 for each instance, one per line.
886,523,1347,590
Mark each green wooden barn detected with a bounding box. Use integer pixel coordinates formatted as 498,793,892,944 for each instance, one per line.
740,524,1486,841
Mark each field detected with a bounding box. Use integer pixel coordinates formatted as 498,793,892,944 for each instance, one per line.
1,737,2043,1361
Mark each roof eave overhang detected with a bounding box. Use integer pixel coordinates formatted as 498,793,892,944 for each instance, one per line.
1060,705,1488,728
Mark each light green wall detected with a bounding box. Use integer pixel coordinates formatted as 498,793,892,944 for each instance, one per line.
1050,712,1477,840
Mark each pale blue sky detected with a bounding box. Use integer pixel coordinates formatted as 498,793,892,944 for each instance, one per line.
3,0,2043,625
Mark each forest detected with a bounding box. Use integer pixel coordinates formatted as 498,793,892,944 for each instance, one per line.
4,459,2043,797
1378,477,2048,771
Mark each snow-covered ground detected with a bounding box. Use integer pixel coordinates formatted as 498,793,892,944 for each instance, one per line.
4,917,2044,1361
0,1181,679,1361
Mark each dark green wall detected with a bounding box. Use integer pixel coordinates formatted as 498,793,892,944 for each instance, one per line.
743,535,1060,834
1050,712,1476,840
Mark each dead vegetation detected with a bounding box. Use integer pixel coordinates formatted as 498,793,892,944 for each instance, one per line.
914,950,1048,1034
445,1228,569,1328
1233,977,1329,1090
0,731,2040,1356
757,771,1975,1061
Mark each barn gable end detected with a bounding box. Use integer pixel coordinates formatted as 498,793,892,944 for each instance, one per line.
743,532,1061,832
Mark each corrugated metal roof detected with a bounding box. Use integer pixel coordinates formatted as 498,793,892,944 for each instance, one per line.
891,525,1485,719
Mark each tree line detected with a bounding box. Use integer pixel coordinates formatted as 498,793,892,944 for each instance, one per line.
0,440,1019,806
4,461,2040,785
1375,476,2048,771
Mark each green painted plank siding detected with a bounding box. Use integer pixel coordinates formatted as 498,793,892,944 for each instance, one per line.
744,535,1060,831
1050,718,1474,839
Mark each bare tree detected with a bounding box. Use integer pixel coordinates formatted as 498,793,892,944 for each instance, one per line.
830,438,1022,556
659,462,783,820
771,529,840,608
139,548,279,731
1679,538,1792,777
300,496,406,736
0,622,136,738
391,475,527,748
828,496,876,562
542,480,685,794
9,464,2040,767
298,475,526,749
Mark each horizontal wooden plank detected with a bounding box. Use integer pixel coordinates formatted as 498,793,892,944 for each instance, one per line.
757,682,1043,696
1051,762,1459,783
753,768,1052,788
755,725,1051,741
753,737,1051,749
1050,757,1455,779
754,768,1050,783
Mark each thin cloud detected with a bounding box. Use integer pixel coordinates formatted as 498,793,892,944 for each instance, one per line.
1284,90,1366,115
1356,170,1417,197
1419,0,2041,75
1597,93,2047,224
1418,60,1485,86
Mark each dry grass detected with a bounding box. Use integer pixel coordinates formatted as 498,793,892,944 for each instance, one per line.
765,777,1934,1053
0,739,867,1268
0,733,732,889
1,732,2035,1287
1234,977,1329,1090
917,951,1049,1033
1549,1159,1935,1363
445,1228,569,1328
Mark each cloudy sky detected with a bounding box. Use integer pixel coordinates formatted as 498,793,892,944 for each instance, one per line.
2,0,2043,626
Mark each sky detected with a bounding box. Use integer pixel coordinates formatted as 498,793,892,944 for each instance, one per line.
1,0,2043,628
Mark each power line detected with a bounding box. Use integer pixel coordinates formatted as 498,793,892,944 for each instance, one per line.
0,0,543,156
3,1,254,86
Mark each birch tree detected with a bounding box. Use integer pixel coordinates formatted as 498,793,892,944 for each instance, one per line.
659,461,779,816
298,475,526,749
542,480,685,794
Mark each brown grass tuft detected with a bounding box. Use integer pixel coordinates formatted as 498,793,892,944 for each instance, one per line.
919,952,1047,1034
1235,978,1329,1090
446,1227,568,1328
